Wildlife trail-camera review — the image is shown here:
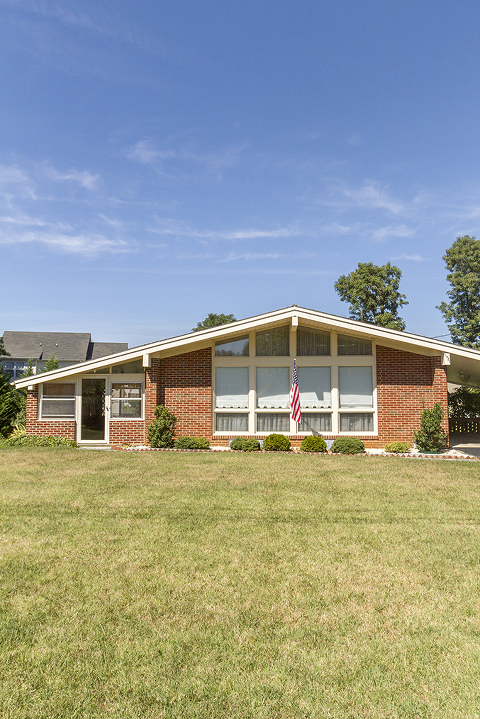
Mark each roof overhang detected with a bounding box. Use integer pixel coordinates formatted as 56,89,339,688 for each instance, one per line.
15,305,480,390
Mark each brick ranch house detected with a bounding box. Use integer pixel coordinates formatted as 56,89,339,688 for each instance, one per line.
14,306,480,448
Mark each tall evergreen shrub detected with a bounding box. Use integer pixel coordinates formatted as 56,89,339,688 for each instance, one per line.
147,405,178,448
414,402,447,453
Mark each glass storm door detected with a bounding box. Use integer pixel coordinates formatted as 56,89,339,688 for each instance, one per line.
81,378,106,441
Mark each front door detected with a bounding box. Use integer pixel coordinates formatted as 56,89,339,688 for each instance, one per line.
81,378,107,442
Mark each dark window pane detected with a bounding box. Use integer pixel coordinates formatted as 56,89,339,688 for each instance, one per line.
337,334,372,355
256,326,289,356
297,327,330,356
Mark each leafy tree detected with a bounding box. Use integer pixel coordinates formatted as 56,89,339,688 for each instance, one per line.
0,366,21,437
192,313,237,332
41,355,60,372
437,235,480,348
14,359,36,427
0,335,9,358
448,386,480,418
334,262,408,330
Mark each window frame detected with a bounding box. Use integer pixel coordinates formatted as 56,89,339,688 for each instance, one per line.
212,327,377,436
40,382,77,419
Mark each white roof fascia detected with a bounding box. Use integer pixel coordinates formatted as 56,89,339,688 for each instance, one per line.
15,305,480,388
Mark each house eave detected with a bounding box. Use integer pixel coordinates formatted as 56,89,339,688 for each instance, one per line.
14,305,480,389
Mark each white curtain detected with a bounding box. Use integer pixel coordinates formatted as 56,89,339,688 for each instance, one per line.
339,367,373,408
257,413,290,432
337,334,372,356
215,367,249,408
297,327,330,356
339,413,373,432
256,367,290,408
297,367,331,408
299,413,332,432
216,413,249,432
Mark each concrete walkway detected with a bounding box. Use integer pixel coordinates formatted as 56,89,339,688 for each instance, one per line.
449,434,480,459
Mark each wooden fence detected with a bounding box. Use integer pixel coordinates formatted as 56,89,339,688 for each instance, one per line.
449,418,480,434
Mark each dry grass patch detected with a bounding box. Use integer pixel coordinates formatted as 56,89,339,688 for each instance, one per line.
1,449,480,717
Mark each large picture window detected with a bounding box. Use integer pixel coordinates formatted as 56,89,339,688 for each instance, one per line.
339,367,373,408
41,383,76,418
297,367,331,408
111,383,142,418
256,367,290,408
215,367,249,408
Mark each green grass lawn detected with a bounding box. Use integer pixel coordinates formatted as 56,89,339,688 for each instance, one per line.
1,449,480,718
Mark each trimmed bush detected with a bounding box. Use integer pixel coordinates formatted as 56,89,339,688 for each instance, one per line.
147,405,178,448
300,436,327,453
230,437,260,452
330,437,365,454
174,436,210,450
384,441,410,454
263,434,291,452
5,434,77,448
414,402,447,453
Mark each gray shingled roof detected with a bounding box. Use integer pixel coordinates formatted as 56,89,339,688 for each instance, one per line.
2,331,91,361
2,332,128,361
88,342,129,360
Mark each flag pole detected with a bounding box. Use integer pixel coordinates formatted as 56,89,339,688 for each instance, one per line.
290,359,301,425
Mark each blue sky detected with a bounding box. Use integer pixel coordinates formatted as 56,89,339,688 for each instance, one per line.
1,0,480,347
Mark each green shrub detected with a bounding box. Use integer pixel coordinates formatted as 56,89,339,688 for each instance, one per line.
174,436,210,450
331,437,365,454
230,437,260,452
384,441,410,454
300,436,327,453
5,434,77,448
414,402,447,453
147,405,178,448
263,434,291,452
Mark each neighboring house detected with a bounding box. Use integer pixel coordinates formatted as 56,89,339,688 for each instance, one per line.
2,331,128,381
14,305,480,448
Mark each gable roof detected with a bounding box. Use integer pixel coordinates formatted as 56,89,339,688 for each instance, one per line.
3,331,92,361
14,305,480,389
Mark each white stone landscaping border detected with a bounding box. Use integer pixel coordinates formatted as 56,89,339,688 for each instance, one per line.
118,446,479,459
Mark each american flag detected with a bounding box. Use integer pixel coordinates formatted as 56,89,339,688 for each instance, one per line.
290,360,301,423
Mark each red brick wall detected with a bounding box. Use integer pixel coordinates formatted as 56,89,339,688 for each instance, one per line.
109,420,146,446
26,388,76,440
376,345,449,446
149,348,212,440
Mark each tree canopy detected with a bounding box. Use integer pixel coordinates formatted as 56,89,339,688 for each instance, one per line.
0,335,9,358
41,356,60,372
437,235,480,348
334,262,408,331
192,313,237,332
0,366,20,437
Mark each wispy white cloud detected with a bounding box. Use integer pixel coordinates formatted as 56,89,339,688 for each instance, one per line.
341,181,404,214
148,219,299,241
125,140,175,164
0,228,129,255
218,252,283,263
0,213,46,226
43,163,99,190
372,224,415,242
391,253,425,262
124,139,244,180
0,163,36,200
